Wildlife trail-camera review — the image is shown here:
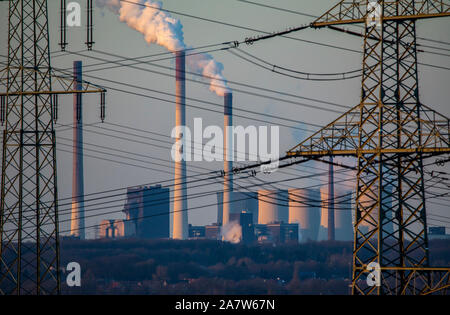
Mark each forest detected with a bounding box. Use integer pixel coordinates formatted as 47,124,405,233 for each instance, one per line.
60,238,450,294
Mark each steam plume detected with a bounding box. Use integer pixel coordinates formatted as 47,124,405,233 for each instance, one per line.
96,0,231,96
221,221,242,244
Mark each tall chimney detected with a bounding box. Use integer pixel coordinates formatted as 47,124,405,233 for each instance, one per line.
222,92,233,226
328,156,335,241
70,60,85,239
172,51,188,239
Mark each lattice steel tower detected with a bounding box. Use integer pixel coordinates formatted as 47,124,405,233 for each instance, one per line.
0,0,104,294
287,0,450,294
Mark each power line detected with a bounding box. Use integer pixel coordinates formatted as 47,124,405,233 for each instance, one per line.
51,128,448,223
53,49,349,110
235,0,450,48
54,45,232,72
115,0,330,48
5,166,357,233
0,115,354,219
52,123,356,207
59,167,367,234
236,48,362,77
56,49,351,113
9,138,445,235
53,169,353,221
55,175,450,236
229,49,362,81
5,113,444,215
236,0,317,19
49,65,327,135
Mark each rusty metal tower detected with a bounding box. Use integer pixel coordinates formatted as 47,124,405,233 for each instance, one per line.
287,0,450,294
0,0,104,294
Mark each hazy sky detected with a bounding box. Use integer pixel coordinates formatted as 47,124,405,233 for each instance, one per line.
0,0,449,238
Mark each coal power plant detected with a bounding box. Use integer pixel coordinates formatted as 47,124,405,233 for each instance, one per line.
2,0,448,296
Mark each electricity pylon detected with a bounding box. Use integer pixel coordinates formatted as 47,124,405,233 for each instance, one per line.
287,0,450,294
0,0,104,294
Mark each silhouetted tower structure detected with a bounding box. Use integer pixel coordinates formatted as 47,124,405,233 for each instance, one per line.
172,51,188,239
70,61,85,239
287,0,450,295
0,0,104,294
222,92,233,226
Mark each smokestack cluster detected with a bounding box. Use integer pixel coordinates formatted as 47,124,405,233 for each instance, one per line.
172,51,188,240
70,61,85,239
97,1,234,240
222,93,233,226
97,0,230,96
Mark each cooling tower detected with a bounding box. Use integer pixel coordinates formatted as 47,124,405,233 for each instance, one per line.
334,189,353,241
328,157,335,241
278,190,289,223
358,184,394,236
318,186,329,241
258,190,279,224
70,60,85,239
288,188,321,242
222,92,233,226
172,51,188,240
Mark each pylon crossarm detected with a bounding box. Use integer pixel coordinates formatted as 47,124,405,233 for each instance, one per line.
313,0,450,28
313,0,367,27
0,67,106,96
49,68,106,94
287,103,361,156
288,147,450,157
419,104,450,149
287,102,450,158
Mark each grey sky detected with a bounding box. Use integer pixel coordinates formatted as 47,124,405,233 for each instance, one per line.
0,0,449,238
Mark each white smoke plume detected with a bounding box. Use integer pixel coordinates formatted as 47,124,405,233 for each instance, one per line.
96,0,231,96
186,51,230,96
220,221,242,244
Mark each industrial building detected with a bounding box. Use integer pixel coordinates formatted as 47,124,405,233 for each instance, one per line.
98,219,135,239
254,223,299,243
229,211,255,244
122,185,170,239
189,225,206,239
429,227,450,240
205,224,221,240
